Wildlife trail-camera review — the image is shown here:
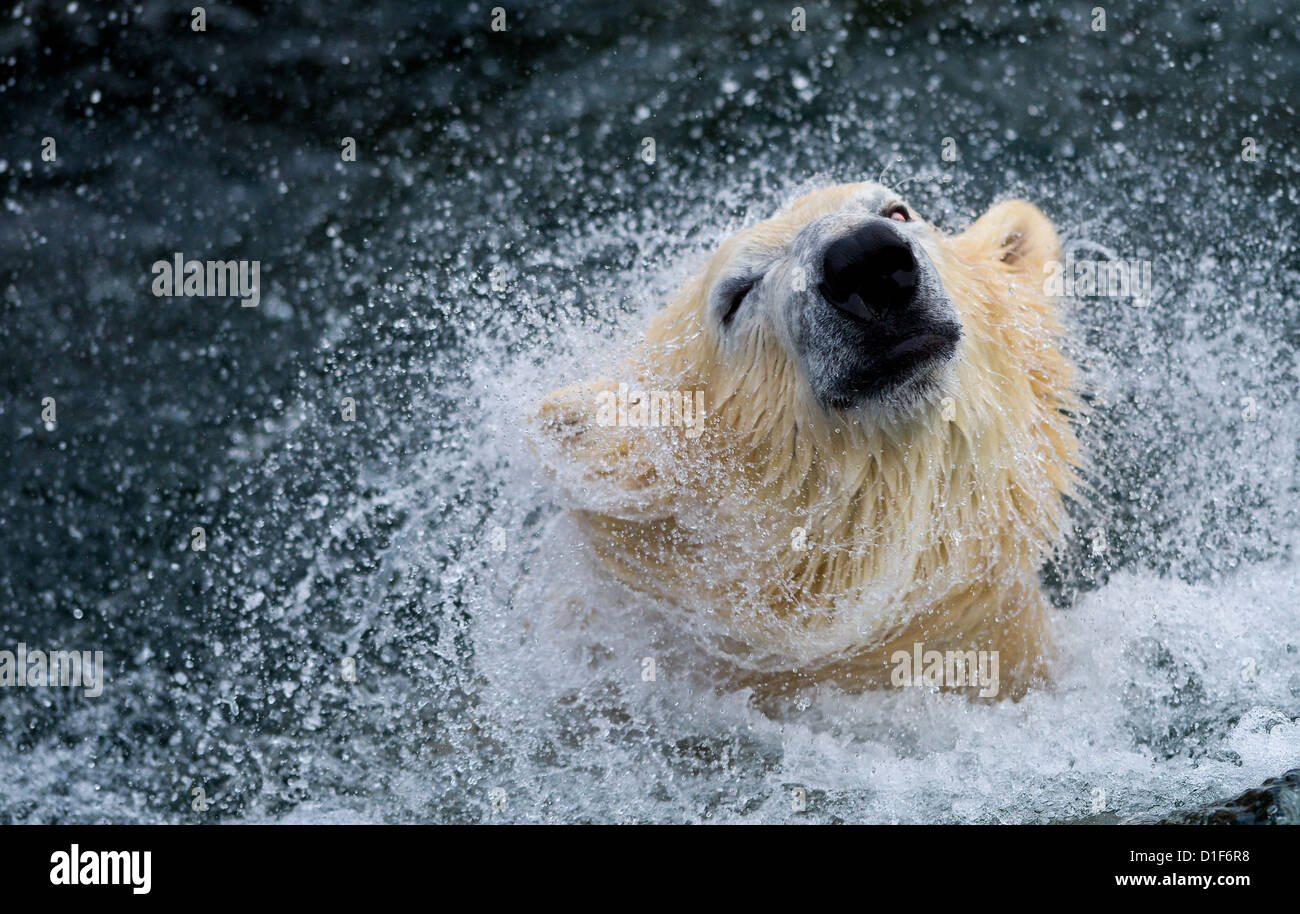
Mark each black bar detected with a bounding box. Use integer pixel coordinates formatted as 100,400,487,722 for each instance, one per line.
0,824,1284,899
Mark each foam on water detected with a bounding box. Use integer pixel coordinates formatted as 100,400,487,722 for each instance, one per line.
471,516,1300,823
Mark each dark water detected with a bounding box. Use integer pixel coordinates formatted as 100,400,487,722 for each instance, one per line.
1,0,1297,822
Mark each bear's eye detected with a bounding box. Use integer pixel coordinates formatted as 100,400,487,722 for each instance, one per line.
718,275,759,327
884,203,911,222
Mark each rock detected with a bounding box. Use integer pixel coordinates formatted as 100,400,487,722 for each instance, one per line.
1165,770,1300,825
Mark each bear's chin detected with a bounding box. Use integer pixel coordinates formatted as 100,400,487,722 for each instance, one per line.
826,374,945,416
820,336,959,415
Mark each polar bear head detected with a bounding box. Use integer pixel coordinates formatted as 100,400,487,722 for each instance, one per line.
678,180,1072,428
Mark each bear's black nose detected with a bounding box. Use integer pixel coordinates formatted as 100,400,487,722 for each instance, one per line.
818,221,918,321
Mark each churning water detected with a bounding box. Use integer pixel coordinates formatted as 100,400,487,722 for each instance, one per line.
1,0,1297,823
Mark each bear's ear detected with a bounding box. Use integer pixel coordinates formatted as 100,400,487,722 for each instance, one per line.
957,200,1060,275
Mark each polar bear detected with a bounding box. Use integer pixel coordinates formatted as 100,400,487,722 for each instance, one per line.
532,181,1082,701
